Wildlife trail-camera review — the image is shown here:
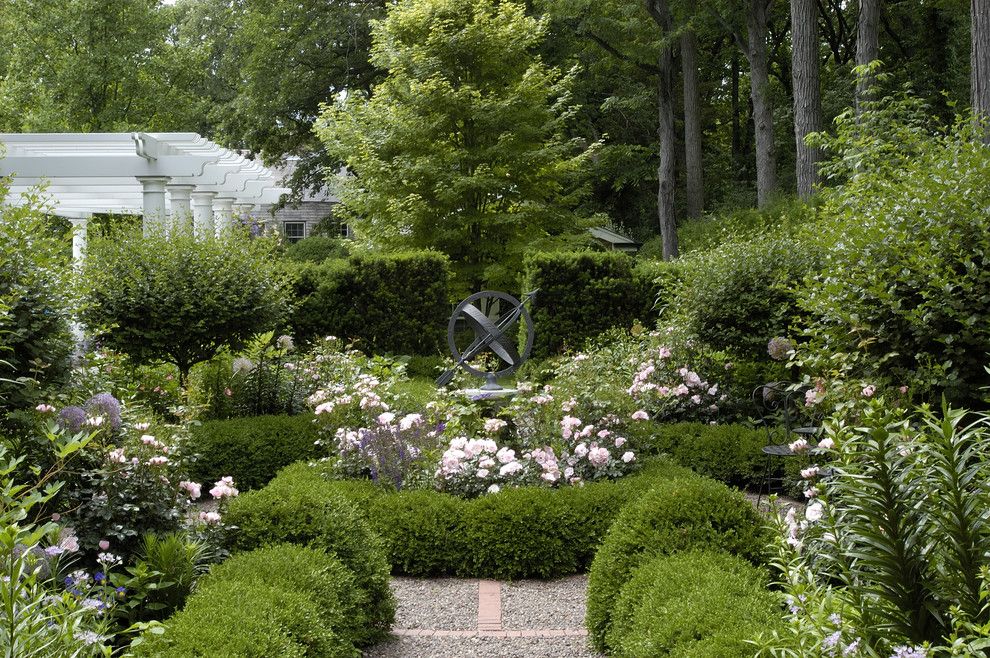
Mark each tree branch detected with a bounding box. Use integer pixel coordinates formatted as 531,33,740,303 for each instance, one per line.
582,30,661,75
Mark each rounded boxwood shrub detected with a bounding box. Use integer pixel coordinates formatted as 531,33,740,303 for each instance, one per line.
224,463,394,644
607,550,780,657
459,487,581,579
203,544,363,650
133,579,352,657
586,475,772,651
646,422,768,489
186,414,321,490
368,489,467,576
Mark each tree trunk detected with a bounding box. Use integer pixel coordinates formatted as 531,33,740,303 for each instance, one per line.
646,0,678,260
731,52,743,176
973,0,990,142
681,28,704,218
646,0,678,259
855,0,881,115
747,0,777,208
791,0,823,198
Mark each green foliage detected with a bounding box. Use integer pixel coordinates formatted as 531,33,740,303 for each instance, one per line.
201,544,363,652
646,422,769,489
317,0,595,292
289,251,449,355
586,475,772,652
80,227,291,383
521,251,664,358
0,181,73,412
223,463,394,644
132,579,351,658
798,101,990,405
135,532,211,623
676,196,817,255
367,489,466,576
284,237,351,264
186,414,321,491
671,233,822,358
607,550,780,657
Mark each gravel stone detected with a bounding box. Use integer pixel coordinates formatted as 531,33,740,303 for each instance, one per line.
501,575,588,630
391,577,478,630
362,636,603,658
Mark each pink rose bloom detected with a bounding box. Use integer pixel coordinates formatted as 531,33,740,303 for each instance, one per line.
541,472,558,482
199,511,222,525
658,386,671,396
861,384,876,398
614,436,627,448
58,533,79,553
484,418,507,434
496,447,516,464
141,435,159,446
804,389,822,407
674,384,689,397
564,467,574,478
179,480,202,500
476,469,490,479
487,484,501,494
499,461,523,476
690,395,702,404
817,438,835,450
574,443,588,458
657,347,672,358
35,404,56,413
98,540,110,551
147,456,169,466
399,414,423,430
209,476,239,499
800,466,820,480
621,451,636,463
479,457,496,469
588,447,610,467
899,385,909,394
377,412,396,425
224,388,233,397
108,448,127,464
631,410,649,421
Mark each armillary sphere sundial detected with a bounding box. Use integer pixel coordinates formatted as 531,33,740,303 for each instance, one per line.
435,290,537,391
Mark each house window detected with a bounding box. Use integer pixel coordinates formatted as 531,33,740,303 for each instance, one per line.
338,222,350,238
283,221,305,243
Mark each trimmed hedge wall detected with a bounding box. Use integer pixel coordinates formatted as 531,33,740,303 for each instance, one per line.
242,458,691,580
186,414,321,491
223,466,395,645
289,251,450,355
607,550,780,657
644,422,769,489
521,251,676,358
133,544,368,657
586,476,772,652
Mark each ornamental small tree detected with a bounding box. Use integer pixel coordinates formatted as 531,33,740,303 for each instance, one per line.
80,226,291,386
316,0,596,293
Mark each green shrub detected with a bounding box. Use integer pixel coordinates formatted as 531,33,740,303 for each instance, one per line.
186,414,321,490
204,544,363,651
586,476,772,651
459,487,581,579
284,236,350,263
0,183,73,413
368,490,467,576
133,579,351,657
607,550,780,657
797,104,990,406
224,463,394,644
646,422,768,489
671,233,822,358
522,251,664,358
81,225,291,384
288,251,450,356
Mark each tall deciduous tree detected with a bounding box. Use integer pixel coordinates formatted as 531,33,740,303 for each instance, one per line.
790,0,823,198
317,0,595,292
856,0,881,115
645,0,679,259
680,4,705,218
972,0,990,141
746,0,777,207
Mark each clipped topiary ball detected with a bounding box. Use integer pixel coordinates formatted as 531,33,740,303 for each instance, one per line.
586,475,772,652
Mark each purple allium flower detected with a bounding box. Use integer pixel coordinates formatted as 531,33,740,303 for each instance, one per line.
84,393,122,431
57,406,87,433
767,336,795,361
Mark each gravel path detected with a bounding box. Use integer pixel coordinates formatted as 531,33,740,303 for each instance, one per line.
363,575,603,658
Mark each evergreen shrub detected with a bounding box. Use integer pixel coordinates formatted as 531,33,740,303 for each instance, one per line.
521,251,674,358
645,422,768,489
586,476,772,651
186,414,321,490
607,550,780,657
284,236,350,263
133,579,353,657
223,464,394,644
289,251,450,355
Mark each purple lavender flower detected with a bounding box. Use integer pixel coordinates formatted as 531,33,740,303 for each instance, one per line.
84,393,122,431
57,406,87,433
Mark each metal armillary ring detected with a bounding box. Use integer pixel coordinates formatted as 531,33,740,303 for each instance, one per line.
436,290,537,390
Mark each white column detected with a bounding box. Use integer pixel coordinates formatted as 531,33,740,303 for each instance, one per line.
67,215,90,269
191,191,217,239
136,176,170,236
167,184,195,233
213,197,236,235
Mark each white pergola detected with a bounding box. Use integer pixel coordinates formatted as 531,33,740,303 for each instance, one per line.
0,132,290,262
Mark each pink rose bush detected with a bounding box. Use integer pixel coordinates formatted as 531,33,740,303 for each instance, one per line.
627,343,726,422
